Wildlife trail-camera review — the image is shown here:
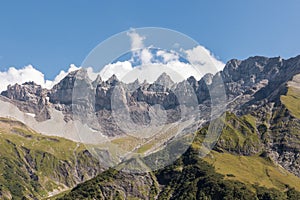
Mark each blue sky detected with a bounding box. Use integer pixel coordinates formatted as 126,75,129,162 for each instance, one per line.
0,0,300,79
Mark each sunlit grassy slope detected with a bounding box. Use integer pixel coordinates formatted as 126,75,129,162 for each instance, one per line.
281,86,300,119
59,108,300,199
204,151,300,191
0,117,99,200
194,111,300,192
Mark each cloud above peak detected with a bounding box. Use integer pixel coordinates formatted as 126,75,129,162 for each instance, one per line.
99,30,225,83
0,30,225,92
0,65,47,92
185,45,224,72
0,64,79,92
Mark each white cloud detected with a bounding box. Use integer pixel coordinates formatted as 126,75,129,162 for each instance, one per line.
127,29,145,50
86,67,99,81
0,32,225,93
127,29,152,65
0,65,46,92
99,61,133,81
140,48,152,64
156,50,179,63
184,45,224,73
0,64,80,92
99,54,209,83
121,61,201,83
98,31,225,83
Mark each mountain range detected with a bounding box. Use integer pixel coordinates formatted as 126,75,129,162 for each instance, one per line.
0,55,300,199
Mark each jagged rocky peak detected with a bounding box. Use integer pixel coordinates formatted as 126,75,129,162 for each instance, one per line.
72,68,91,81
222,56,285,84
1,81,45,102
0,81,50,121
92,74,103,87
154,72,174,88
106,74,119,86
49,68,92,105
132,78,140,85
224,56,269,71
193,74,213,104
51,68,90,91
187,76,197,84
127,78,140,90
94,75,119,111
22,81,40,86
201,73,214,85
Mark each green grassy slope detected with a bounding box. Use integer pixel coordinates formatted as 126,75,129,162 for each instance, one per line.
281,80,300,119
280,74,300,119
0,117,101,200
58,147,300,200
204,151,300,191
199,111,300,192
58,111,300,200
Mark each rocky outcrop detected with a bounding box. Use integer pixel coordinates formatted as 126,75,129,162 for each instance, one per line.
261,105,300,177
49,68,93,105
154,72,174,88
0,82,50,121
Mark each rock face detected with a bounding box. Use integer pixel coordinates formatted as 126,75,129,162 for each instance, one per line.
1,55,300,179
215,56,300,178
49,68,93,107
1,82,50,121
60,169,158,200
154,72,174,88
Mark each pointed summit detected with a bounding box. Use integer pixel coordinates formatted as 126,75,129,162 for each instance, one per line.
154,72,174,88
133,78,140,85
95,74,102,83
201,73,213,85
49,68,93,105
92,74,103,88
127,78,140,90
106,74,119,86
187,76,198,91
67,68,90,80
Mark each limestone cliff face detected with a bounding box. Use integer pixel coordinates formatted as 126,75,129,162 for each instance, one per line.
1,82,50,121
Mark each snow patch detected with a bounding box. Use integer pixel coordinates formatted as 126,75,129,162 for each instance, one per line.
25,113,35,118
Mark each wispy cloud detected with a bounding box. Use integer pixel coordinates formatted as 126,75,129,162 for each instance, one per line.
127,29,153,65
127,29,145,50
